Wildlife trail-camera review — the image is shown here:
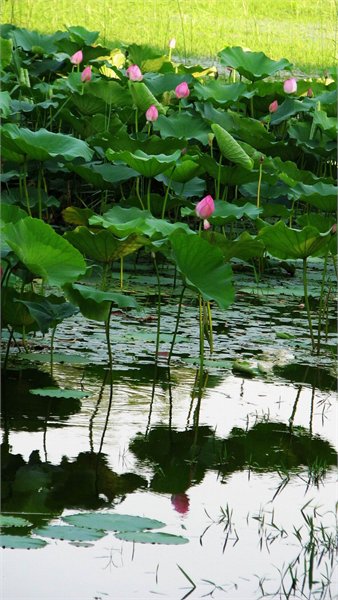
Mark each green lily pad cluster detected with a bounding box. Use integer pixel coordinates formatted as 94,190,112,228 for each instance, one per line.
0,511,188,548
0,23,336,364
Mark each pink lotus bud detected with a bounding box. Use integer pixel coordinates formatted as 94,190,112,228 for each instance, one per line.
70,50,83,65
171,493,189,514
331,223,337,234
169,38,176,49
203,219,211,230
126,64,143,82
81,66,92,83
175,81,190,99
269,100,278,113
195,195,215,219
145,104,158,122
283,78,297,94
307,88,314,98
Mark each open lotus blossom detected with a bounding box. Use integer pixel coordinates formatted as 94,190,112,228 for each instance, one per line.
169,38,176,49
81,66,92,83
195,194,215,219
145,104,158,122
175,81,190,99
269,100,278,113
283,78,297,94
126,64,143,81
171,493,189,514
70,50,83,65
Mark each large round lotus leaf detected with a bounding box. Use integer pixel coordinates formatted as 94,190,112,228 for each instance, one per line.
0,37,13,68
290,182,337,212
29,388,90,399
10,28,58,54
205,231,265,262
106,148,181,178
182,201,261,224
2,217,87,286
63,512,166,532
1,287,38,332
270,98,311,125
15,295,78,333
1,535,47,549
63,283,139,322
0,124,93,162
85,79,133,106
218,46,292,81
64,227,148,263
144,73,193,96
153,112,210,144
33,525,105,541
68,163,138,188
211,123,253,170
193,81,253,104
258,221,332,259
62,206,94,227
163,158,201,183
128,81,165,114
0,516,32,528
0,90,11,117
115,531,189,544
0,203,27,227
169,230,234,310
66,25,99,45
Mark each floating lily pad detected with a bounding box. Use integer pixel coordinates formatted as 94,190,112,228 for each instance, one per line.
1,535,47,549
115,531,189,544
63,513,166,532
29,388,91,399
17,352,88,364
0,516,33,528
33,525,105,541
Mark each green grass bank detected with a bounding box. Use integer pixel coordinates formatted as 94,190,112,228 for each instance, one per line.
2,0,337,72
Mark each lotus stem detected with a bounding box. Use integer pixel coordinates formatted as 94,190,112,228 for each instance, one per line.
206,301,214,353
250,97,254,119
152,253,161,365
199,295,205,375
3,327,14,371
161,167,175,219
22,160,32,217
316,247,329,354
135,177,145,210
302,258,315,352
37,165,43,220
120,257,124,289
257,159,263,209
216,154,222,199
98,303,114,454
135,107,138,133
168,285,186,365
50,324,57,377
147,178,152,212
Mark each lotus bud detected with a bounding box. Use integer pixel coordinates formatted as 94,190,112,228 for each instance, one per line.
283,78,297,94
145,104,158,122
208,132,215,146
81,66,92,83
268,100,278,113
307,88,314,98
175,81,190,99
171,493,189,514
203,219,211,230
70,50,83,65
195,195,215,219
126,64,143,81
331,223,337,234
169,38,176,49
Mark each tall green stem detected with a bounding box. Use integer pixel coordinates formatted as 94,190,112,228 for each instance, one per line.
98,304,114,455
50,324,57,377
22,159,32,216
147,178,152,212
302,258,315,352
153,253,161,365
257,160,263,209
199,295,205,375
216,154,222,199
168,285,186,365
3,328,14,371
316,247,329,354
161,168,174,219
135,177,145,210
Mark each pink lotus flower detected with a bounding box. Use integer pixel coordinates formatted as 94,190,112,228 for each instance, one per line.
269,100,278,113
169,38,176,49
175,81,190,99
145,104,158,122
171,493,189,514
195,195,215,219
70,50,83,65
81,66,92,83
126,64,143,82
283,78,297,94
307,88,314,98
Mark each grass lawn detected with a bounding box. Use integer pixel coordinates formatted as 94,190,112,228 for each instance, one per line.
1,0,337,72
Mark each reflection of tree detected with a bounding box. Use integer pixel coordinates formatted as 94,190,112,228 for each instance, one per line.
1,445,147,525
130,422,337,493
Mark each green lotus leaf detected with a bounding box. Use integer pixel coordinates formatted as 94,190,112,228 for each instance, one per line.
198,155,255,186
270,98,311,125
63,283,139,322
66,25,99,45
106,148,181,178
3,217,87,286
291,182,337,212
1,287,39,332
205,231,265,262
115,531,189,544
85,79,133,106
0,37,13,68
0,535,47,549
297,214,336,233
0,203,28,227
63,512,165,531
29,388,91,399
62,206,95,227
69,93,106,116
258,221,332,259
211,123,254,170
10,28,58,54
163,158,201,183
288,121,336,157
1,124,93,162
0,516,32,528
218,46,292,81
33,525,104,541
169,230,234,310
15,295,78,333
193,81,253,104
144,73,193,96
0,90,11,117
181,201,261,223
17,352,88,365
129,81,165,114
312,110,337,139
64,227,148,262
68,162,138,188
153,112,210,144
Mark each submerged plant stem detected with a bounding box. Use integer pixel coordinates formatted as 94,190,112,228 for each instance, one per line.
153,254,161,364
98,303,114,455
168,285,186,364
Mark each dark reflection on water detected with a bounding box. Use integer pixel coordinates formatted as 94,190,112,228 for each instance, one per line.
274,363,337,391
130,422,337,494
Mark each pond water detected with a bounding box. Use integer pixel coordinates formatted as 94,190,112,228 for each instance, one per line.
1,260,337,599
